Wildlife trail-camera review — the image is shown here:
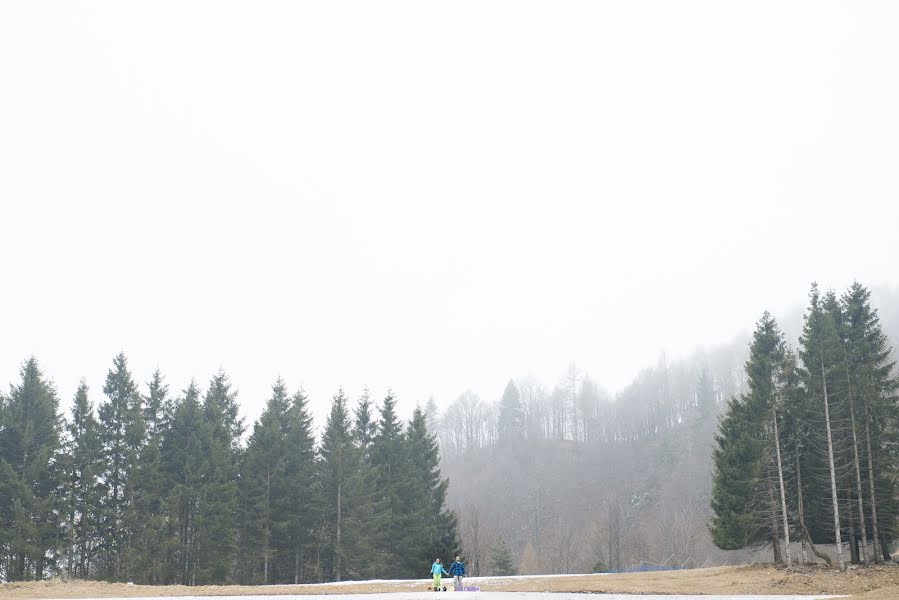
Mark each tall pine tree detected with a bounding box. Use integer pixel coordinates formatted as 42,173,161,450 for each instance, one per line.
489,537,516,576
159,382,204,585
798,286,848,570
62,381,103,579
97,353,145,580
0,358,62,580
352,389,377,453
193,371,242,583
402,405,459,576
129,370,169,583
498,380,524,443
842,282,899,561
272,389,318,583
239,378,290,584
711,313,788,562
318,389,373,581
370,391,407,567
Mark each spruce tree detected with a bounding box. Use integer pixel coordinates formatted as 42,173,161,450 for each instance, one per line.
0,358,62,580
710,313,787,561
352,388,377,453
240,379,290,583
370,391,407,566
798,285,848,570
159,382,204,584
318,388,372,581
204,370,245,450
130,370,170,583
402,406,459,576
497,380,524,443
195,371,242,583
489,537,516,576
62,381,103,579
97,352,145,580
775,347,832,565
710,394,757,551
272,389,318,583
144,370,171,440
842,282,899,560
823,292,868,564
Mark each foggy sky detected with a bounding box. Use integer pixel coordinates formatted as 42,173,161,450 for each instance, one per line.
2,1,898,428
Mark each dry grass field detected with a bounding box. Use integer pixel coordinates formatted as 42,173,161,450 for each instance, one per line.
2,564,898,599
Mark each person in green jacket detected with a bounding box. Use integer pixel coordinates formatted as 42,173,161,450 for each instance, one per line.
431,558,449,589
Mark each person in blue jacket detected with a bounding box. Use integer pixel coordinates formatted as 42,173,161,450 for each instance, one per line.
431,558,449,589
448,555,466,590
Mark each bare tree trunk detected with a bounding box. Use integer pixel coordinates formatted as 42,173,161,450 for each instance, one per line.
768,480,784,565
797,459,831,564
864,397,881,563
846,370,870,563
773,409,792,567
68,501,75,579
822,360,846,570
847,498,860,565
879,533,891,561
803,525,832,565
188,502,197,586
79,513,87,577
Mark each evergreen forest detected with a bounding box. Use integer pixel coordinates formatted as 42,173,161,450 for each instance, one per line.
711,282,899,568
0,357,458,583
3,281,897,582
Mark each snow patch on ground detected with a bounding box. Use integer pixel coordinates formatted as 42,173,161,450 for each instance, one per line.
263,573,597,588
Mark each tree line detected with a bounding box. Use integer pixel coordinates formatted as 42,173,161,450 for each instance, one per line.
436,351,740,457
0,354,458,583
711,282,898,568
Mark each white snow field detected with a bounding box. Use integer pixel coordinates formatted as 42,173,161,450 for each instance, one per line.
68,594,845,600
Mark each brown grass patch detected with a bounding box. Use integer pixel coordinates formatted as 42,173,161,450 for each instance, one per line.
2,564,898,598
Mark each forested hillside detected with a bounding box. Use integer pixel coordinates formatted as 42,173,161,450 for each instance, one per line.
0,360,457,583
438,283,899,574
2,283,897,582
438,339,745,574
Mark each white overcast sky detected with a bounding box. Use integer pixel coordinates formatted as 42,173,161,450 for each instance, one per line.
2,1,898,428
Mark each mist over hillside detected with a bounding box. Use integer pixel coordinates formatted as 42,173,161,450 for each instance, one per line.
436,283,899,574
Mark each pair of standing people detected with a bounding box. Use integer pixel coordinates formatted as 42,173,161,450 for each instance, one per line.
430,556,465,590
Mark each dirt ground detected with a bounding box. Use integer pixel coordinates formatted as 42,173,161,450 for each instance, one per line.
3,564,899,599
